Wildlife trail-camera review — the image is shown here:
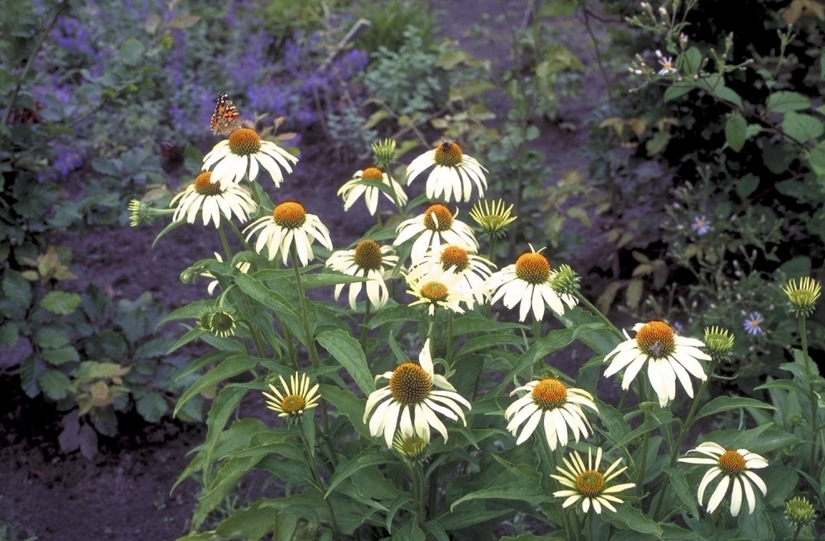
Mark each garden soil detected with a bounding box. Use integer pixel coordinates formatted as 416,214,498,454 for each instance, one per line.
0,2,628,539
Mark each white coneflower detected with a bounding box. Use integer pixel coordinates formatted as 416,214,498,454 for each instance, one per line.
551,447,636,514
325,239,399,310
203,127,298,187
405,139,487,203
244,201,332,266
170,171,257,228
394,203,478,265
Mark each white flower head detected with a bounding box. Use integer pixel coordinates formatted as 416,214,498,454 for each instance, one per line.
404,260,474,316
325,239,399,310
363,339,471,447
406,139,487,203
394,203,478,265
418,245,495,309
486,245,577,322
203,127,298,187
678,441,768,516
505,377,598,450
170,171,257,228
551,447,636,514
244,201,332,266
337,165,408,215
603,320,711,407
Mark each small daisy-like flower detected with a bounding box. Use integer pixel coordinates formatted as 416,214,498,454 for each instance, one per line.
404,261,473,316
203,127,298,187
170,171,257,228
782,277,821,318
244,201,333,266
690,215,711,236
703,326,734,361
784,496,816,528
406,140,488,203
468,198,517,238
200,252,251,295
197,307,237,338
678,441,768,517
337,166,408,215
551,447,636,514
394,203,478,264
325,239,399,310
262,373,321,421
392,425,430,463
505,378,598,450
418,245,495,308
363,339,471,447
656,50,676,75
603,320,711,407
486,245,577,322
743,311,764,335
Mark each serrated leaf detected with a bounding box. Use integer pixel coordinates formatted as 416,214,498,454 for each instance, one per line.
3,269,32,308
40,290,81,315
766,91,811,113
42,345,80,365
0,322,18,346
603,504,663,535
34,326,70,349
782,112,824,143
317,329,374,396
119,37,145,66
326,449,391,497
37,369,72,400
20,355,44,397
136,391,168,422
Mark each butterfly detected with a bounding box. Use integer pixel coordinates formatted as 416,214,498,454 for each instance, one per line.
210,91,242,136
159,141,185,174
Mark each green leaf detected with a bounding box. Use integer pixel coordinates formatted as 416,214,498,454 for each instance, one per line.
321,385,370,439
0,322,18,347
20,355,45,397
3,269,32,308
737,506,774,541
725,112,747,152
40,291,81,315
37,369,72,400
326,449,391,496
450,480,555,511
782,112,824,143
766,91,811,113
42,345,79,365
735,175,760,199
136,391,168,423
677,47,703,76
214,502,279,540
34,326,70,349
537,0,578,17
317,329,375,396
173,354,257,417
661,465,698,518
695,396,775,421
603,504,663,535
301,272,367,289
119,37,145,66
72,361,130,380
663,83,693,102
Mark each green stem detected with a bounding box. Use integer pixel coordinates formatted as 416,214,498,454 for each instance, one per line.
360,298,372,357
791,523,803,541
532,313,541,341
298,422,343,540
800,316,821,476
586,512,595,541
635,378,650,499
446,311,454,365
290,245,337,468
411,463,427,529
576,293,625,340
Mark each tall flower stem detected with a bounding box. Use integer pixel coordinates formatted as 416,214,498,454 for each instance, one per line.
652,357,720,520
290,245,337,468
799,316,822,476
360,298,372,357
575,293,624,340
298,422,342,541
218,227,267,358
411,463,427,529
635,378,651,499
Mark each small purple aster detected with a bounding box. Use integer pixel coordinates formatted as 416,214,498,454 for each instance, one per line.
743,312,764,336
691,215,711,236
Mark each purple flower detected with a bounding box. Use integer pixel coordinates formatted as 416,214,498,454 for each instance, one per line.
691,215,711,236
743,312,763,336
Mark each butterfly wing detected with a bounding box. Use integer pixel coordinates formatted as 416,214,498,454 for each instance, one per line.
210,91,242,136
